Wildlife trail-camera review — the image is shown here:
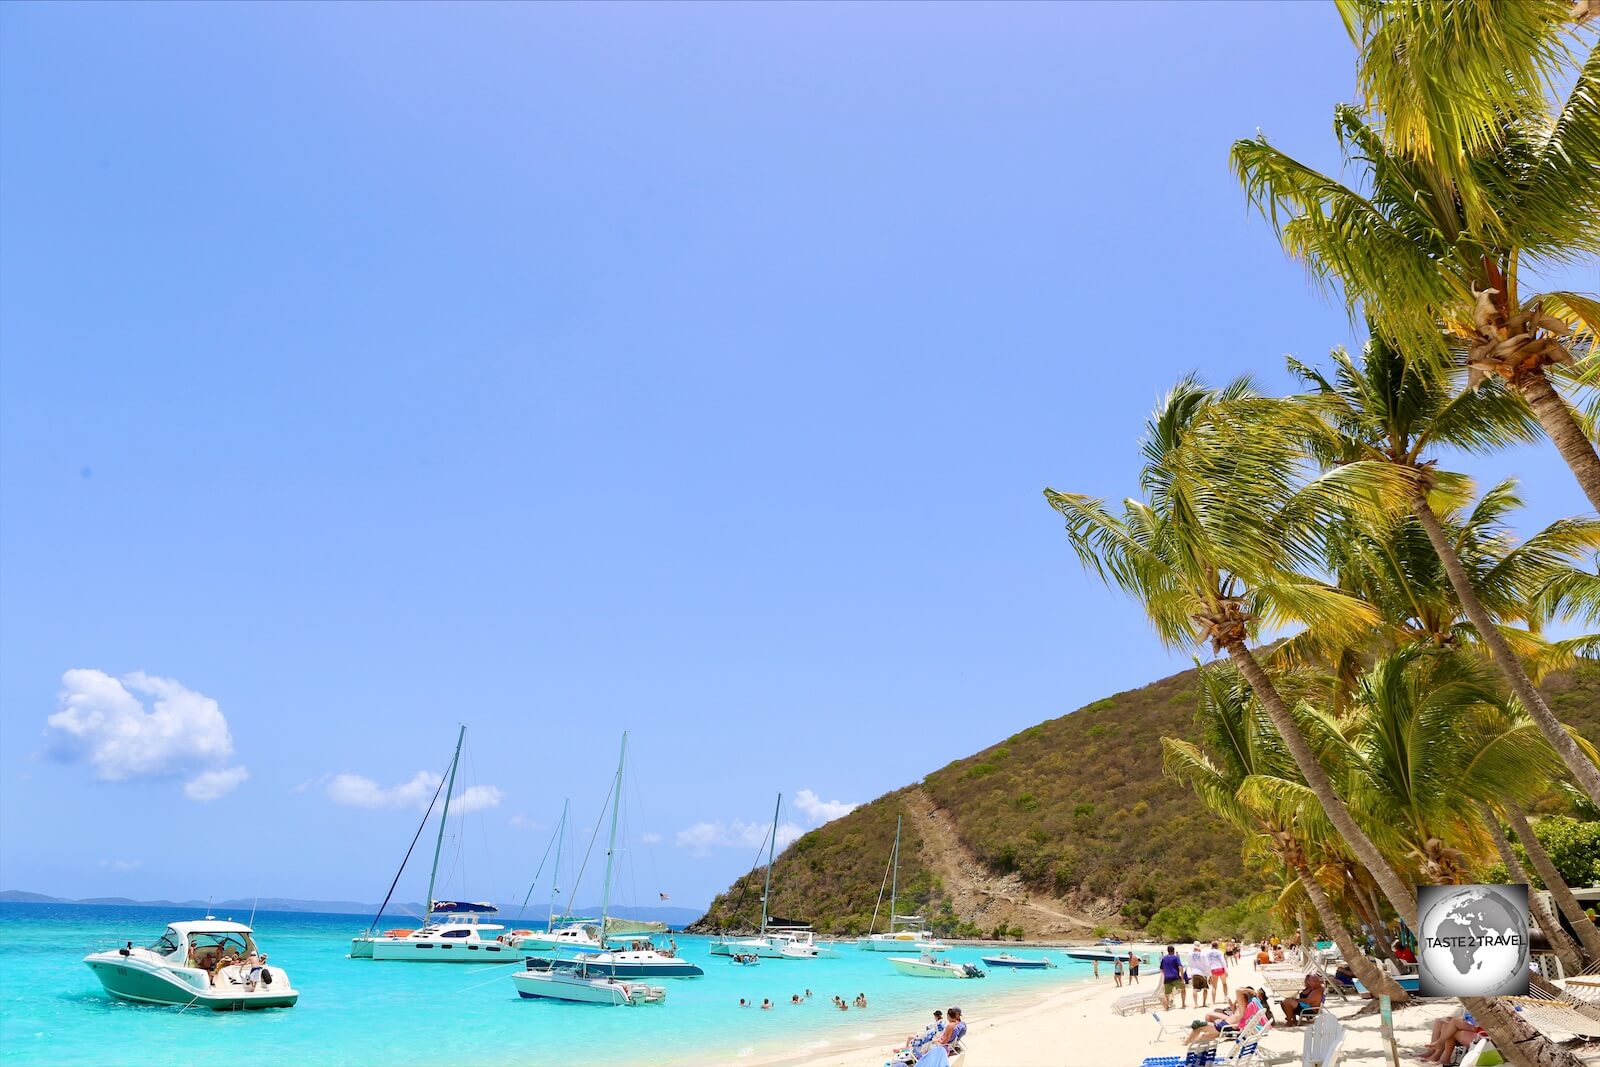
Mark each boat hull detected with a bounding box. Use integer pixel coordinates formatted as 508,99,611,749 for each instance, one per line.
887,957,982,979
1065,950,1125,963
559,956,704,979
85,957,298,1010
511,970,664,1005
354,935,516,963
982,956,1053,969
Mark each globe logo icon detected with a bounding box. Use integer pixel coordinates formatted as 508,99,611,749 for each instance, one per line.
1417,884,1530,997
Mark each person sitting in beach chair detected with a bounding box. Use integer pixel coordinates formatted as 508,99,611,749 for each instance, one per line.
907,1010,944,1050
1331,963,1359,995
911,1007,965,1066
1279,974,1325,1026
1419,1012,1485,1064
1187,992,1264,1047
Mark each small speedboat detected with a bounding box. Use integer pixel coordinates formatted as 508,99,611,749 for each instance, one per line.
84,918,298,1010
512,958,666,1006
888,953,985,979
981,952,1055,969
1065,948,1129,963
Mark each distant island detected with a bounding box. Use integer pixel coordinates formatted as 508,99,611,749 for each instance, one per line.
0,890,702,927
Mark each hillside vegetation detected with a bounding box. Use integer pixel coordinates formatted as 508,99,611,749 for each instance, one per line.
693,661,1600,938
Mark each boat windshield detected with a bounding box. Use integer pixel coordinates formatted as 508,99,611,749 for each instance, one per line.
185,930,255,965
150,930,182,957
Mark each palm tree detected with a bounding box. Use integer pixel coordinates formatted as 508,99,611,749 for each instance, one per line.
1504,802,1600,963
1044,376,1423,927
1232,50,1600,511
1478,800,1588,975
1161,667,1409,1000
1289,341,1600,807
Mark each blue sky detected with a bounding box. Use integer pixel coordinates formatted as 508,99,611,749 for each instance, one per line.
0,2,1586,911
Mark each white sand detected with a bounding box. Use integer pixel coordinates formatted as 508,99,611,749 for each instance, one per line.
727,944,1544,1067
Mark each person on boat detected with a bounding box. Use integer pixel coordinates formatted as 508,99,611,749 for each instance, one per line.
1279,974,1325,1026
209,949,239,987
241,952,266,992
854,993,867,1008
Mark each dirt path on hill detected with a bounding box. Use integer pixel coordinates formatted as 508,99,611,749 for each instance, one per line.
902,786,1100,937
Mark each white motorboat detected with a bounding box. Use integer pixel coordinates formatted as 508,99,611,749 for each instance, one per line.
84,919,298,1010
511,957,665,1005
709,795,835,963
351,727,512,963
516,734,702,1004
888,952,985,979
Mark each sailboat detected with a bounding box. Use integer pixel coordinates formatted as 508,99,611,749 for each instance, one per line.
856,814,948,953
512,734,698,1004
350,727,513,963
709,794,831,960
507,800,604,955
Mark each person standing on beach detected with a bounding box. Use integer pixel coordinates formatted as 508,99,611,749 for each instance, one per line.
1112,955,1123,987
1186,944,1208,1008
1207,941,1228,1000
1128,950,1141,984
1092,960,1099,979
1158,945,1184,1010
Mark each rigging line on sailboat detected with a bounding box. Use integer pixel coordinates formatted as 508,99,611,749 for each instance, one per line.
721,820,773,933
461,733,497,903
516,817,563,921
366,770,448,933
566,773,617,920
449,958,533,995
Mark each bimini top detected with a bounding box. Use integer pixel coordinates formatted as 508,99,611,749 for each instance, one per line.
431,900,498,914
167,919,255,935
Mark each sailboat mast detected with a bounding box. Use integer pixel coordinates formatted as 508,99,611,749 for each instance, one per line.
888,814,901,933
760,793,781,936
598,732,628,938
547,799,568,933
424,725,466,919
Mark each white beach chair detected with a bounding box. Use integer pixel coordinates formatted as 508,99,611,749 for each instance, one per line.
1456,1038,1490,1067
1114,990,1164,1016
1299,1010,1344,1067
1150,1010,1194,1043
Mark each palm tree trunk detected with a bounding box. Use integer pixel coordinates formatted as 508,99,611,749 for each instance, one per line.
1462,996,1587,1067
1298,863,1409,1002
1517,368,1600,514
1506,804,1600,964
1226,641,1420,925
1478,801,1585,976
1412,497,1600,807
1353,883,1399,962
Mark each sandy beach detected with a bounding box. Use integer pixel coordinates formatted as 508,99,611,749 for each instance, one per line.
733,943,1596,1067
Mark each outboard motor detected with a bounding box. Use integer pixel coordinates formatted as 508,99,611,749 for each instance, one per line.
964,963,986,978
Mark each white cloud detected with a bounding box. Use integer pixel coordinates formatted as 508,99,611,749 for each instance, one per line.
508,813,542,830
184,765,250,802
452,785,503,814
640,831,663,845
794,789,857,825
325,772,502,814
327,771,441,810
44,669,248,801
675,819,804,858
98,859,141,872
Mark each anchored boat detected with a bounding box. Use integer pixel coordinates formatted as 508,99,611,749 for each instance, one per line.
84,919,298,1010
887,952,985,979
981,953,1055,969
350,726,513,963
858,816,948,953
514,733,701,1004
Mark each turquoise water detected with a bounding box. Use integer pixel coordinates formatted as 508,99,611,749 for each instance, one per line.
0,904,1093,1066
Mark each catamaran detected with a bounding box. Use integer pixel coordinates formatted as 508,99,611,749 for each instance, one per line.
513,733,698,1004
709,793,828,960
857,815,948,953
349,726,514,963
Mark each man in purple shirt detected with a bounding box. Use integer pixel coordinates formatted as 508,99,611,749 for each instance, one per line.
1159,945,1185,1010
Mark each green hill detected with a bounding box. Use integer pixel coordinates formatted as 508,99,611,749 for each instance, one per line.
692,660,1600,939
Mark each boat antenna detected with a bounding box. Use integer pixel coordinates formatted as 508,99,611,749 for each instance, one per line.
598,732,628,944
423,725,467,920
248,895,259,929
365,759,448,934
760,792,781,937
